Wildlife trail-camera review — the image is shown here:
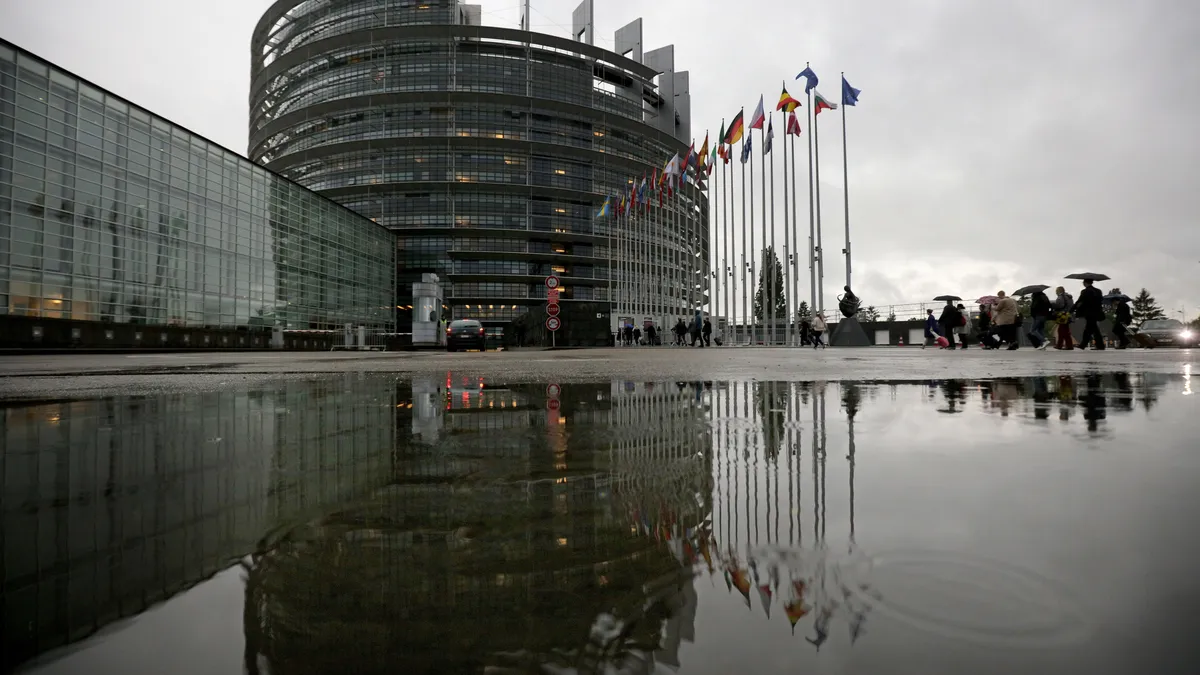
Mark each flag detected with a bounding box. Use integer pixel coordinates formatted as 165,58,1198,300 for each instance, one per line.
814,90,838,114
796,66,819,94
777,85,801,112
764,115,774,155
698,133,709,169
786,111,802,136
740,131,753,164
842,76,861,106
595,197,611,218
724,110,745,146
749,95,766,130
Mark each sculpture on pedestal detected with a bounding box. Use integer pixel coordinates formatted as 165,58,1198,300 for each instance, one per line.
838,286,862,319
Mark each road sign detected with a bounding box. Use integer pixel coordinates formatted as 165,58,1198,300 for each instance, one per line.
545,275,561,290
547,398,561,411
546,316,561,331
547,289,560,302
547,383,561,397
546,303,561,317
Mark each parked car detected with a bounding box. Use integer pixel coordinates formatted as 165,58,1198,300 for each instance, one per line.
446,319,486,352
1136,319,1197,348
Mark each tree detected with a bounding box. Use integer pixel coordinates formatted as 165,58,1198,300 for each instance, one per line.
795,301,812,325
1131,288,1166,326
856,305,880,322
753,246,787,321
886,310,897,322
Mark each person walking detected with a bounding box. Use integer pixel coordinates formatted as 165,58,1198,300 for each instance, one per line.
646,323,658,347
673,319,686,346
800,320,811,347
956,304,971,349
1113,297,1132,349
938,301,961,350
1027,289,1053,350
702,318,713,347
1052,286,1075,350
991,291,1020,350
812,312,827,349
922,309,939,349
1074,280,1106,350
632,326,642,346
623,324,633,346
977,304,992,348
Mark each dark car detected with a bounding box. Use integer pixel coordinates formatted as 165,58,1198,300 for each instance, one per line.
446,319,486,352
1137,319,1197,348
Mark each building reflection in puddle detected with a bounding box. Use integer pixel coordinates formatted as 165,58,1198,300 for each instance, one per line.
4,370,1191,674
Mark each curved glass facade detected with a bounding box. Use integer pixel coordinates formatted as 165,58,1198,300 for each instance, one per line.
250,0,707,329
0,41,394,347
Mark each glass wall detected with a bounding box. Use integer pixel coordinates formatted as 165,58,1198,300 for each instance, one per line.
0,41,395,332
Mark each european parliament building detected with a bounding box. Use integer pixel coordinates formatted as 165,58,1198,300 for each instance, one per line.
0,40,394,349
250,0,708,340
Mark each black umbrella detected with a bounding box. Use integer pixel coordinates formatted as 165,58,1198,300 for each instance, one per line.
932,295,961,302
1103,293,1132,302
1065,272,1111,282
1013,284,1050,296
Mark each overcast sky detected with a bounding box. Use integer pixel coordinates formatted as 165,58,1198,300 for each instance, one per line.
3,0,1198,318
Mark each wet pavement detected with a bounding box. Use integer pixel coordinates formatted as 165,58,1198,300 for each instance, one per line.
1,347,1197,400
3,368,1198,674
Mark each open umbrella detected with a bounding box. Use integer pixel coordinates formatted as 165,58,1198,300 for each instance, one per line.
1065,272,1110,282
1103,293,1132,302
932,295,962,302
1013,284,1050,296
976,295,999,305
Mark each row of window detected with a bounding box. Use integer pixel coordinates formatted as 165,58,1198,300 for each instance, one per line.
262,1,457,67
256,50,646,134
257,103,675,169
394,236,606,258
1,196,389,283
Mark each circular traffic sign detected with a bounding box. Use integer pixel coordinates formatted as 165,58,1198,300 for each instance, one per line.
546,303,561,317
545,316,561,331
547,398,561,411
545,275,561,290
547,383,561,397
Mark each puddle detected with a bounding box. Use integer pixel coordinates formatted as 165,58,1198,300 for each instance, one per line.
4,371,1197,674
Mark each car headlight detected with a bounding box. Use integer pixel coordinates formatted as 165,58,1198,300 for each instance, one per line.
1181,329,1194,340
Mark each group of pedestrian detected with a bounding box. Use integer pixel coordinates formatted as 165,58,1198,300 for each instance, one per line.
926,279,1133,352
620,316,713,347
925,303,974,349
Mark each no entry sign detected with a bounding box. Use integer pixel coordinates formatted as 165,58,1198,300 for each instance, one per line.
545,316,561,331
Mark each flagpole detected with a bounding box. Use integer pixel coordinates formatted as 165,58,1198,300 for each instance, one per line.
738,143,746,344
739,117,748,343
790,128,800,345
814,102,825,316
759,120,769,344
781,99,792,346
805,65,817,315
841,72,852,291
723,144,732,345
768,113,777,347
